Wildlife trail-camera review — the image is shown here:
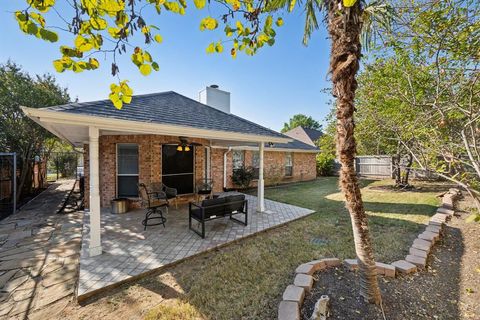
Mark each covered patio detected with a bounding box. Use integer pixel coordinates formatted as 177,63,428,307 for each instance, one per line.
78,193,314,299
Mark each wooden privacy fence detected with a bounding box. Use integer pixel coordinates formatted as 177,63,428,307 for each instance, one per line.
355,156,393,177
333,155,437,179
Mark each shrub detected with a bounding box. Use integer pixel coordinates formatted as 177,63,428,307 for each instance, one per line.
316,152,335,176
231,166,255,189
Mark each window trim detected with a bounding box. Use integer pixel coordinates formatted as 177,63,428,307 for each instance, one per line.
232,150,245,172
285,152,293,177
116,143,139,198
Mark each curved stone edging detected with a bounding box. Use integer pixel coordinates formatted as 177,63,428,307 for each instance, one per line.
278,188,462,320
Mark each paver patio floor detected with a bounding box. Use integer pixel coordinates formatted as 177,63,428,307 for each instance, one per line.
78,193,315,299
0,180,83,320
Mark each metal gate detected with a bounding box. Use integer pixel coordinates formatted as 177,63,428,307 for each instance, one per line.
0,153,17,219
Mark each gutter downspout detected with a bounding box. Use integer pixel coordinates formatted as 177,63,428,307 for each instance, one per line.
223,147,232,190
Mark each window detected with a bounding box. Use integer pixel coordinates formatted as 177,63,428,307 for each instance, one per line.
117,144,139,197
252,151,260,179
285,153,293,177
232,150,245,172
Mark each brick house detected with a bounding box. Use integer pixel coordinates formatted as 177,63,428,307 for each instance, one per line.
23,86,317,256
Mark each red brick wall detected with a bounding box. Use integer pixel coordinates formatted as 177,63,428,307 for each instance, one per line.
83,135,316,208
84,135,207,208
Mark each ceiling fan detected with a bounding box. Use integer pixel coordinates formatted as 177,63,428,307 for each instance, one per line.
170,137,203,151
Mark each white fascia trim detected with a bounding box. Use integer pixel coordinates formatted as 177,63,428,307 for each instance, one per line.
210,145,319,153
21,107,291,144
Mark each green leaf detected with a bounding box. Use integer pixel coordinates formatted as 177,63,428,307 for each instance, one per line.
39,28,58,42
139,64,152,76
225,25,233,37
151,62,160,71
26,21,39,35
194,0,206,9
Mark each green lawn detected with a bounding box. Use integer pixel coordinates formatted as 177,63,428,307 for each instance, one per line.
140,178,442,319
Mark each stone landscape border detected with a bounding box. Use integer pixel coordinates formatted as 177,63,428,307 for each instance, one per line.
278,188,462,320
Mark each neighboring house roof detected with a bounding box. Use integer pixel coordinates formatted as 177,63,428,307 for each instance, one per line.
283,126,323,146
271,139,319,152
43,91,286,140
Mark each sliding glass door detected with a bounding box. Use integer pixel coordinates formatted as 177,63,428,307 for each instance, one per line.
162,145,194,194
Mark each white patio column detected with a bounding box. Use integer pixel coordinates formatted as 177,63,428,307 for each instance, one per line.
257,142,265,212
88,126,102,257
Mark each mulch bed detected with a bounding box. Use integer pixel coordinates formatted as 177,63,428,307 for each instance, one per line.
301,209,480,320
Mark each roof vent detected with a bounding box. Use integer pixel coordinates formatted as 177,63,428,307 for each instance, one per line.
199,85,230,113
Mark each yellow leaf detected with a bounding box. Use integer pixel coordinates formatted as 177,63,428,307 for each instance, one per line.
143,51,152,62
89,58,99,69
52,60,64,72
74,35,94,52
193,0,206,9
215,42,223,53
206,42,215,54
276,18,284,27
113,99,123,109
154,34,163,43
108,27,121,38
343,0,357,7
288,0,296,11
90,16,107,30
200,17,218,31
139,64,152,76
122,95,132,103
236,20,244,34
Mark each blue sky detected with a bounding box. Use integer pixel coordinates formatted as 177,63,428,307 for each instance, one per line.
0,1,333,132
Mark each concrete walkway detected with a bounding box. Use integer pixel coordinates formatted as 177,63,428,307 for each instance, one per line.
0,180,83,320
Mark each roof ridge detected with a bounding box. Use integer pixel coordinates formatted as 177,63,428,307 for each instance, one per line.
43,91,176,111
170,91,286,139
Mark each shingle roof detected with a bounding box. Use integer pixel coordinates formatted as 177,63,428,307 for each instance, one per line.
272,139,319,151
301,127,323,143
44,91,286,139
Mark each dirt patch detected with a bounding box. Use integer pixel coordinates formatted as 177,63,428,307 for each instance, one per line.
301,207,480,320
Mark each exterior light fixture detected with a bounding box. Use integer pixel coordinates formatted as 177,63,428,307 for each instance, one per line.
176,145,183,151
184,146,190,152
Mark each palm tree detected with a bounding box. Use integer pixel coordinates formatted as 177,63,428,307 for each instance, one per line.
270,0,393,304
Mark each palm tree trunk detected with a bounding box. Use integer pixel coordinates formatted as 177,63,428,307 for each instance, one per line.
327,0,382,304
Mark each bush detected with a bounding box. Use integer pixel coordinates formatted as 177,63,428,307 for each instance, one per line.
316,153,335,176
231,166,255,189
